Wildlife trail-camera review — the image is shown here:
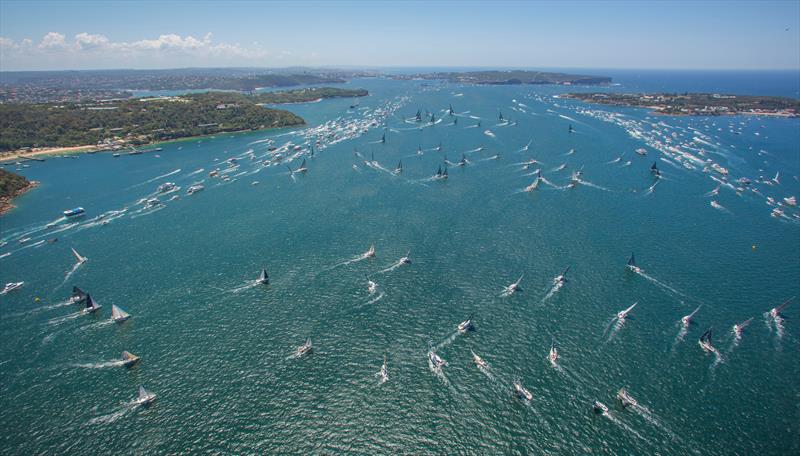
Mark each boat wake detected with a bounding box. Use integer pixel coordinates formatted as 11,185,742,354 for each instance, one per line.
540,282,564,304
643,180,660,196
73,360,126,369
129,168,181,189
230,280,262,294
47,311,85,326
631,269,688,303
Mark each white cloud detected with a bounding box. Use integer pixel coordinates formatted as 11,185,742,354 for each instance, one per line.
0,31,272,70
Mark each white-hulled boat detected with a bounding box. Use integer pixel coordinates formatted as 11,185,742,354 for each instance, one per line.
1,282,24,295
256,269,269,285
733,317,753,338
70,286,88,303
457,315,474,333
366,276,378,294
548,341,558,366
617,388,637,407
121,351,140,366
553,266,570,285
428,350,446,369
770,296,794,318
134,385,156,405
83,294,102,313
593,401,609,414
187,184,204,195
514,382,533,401
377,357,389,383
111,304,131,323
296,339,312,356
71,247,87,265
681,305,701,327
627,253,642,273
364,244,376,258
471,351,488,368
502,275,523,296
698,327,715,353
399,251,411,265
617,302,637,321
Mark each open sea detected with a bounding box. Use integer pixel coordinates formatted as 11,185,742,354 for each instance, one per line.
1,71,799,455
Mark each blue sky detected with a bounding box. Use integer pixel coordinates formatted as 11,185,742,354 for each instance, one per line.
1,0,798,71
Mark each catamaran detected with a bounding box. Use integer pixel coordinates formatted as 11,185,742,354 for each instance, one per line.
681,305,702,327
71,247,87,265
472,351,488,368
457,315,474,333
83,294,102,313
1,282,23,295
428,350,446,369
121,351,140,366
111,304,131,323
256,269,269,285
71,286,88,303
769,296,794,318
514,382,533,401
698,327,715,353
134,385,156,405
548,340,558,366
617,388,637,408
296,339,313,356
627,253,641,273
617,302,637,321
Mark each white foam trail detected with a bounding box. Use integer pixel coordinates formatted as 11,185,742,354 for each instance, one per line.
644,180,661,196
87,408,129,425
633,269,688,302
61,261,86,287
73,360,126,369
559,114,577,122
483,130,496,138
230,280,261,294
379,259,407,274
77,320,114,331
577,179,610,191
185,168,205,177
540,282,564,304
365,291,386,305
671,325,689,352
130,168,181,188
48,311,84,325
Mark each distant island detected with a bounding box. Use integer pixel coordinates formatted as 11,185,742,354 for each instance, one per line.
563,92,800,117
0,168,36,215
254,87,368,104
0,86,369,155
394,70,611,85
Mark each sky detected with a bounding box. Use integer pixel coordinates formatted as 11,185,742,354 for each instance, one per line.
1,0,799,71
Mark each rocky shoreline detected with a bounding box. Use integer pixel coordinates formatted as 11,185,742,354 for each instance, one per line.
0,180,38,216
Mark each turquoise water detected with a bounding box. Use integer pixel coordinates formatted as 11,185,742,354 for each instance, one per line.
2,77,799,455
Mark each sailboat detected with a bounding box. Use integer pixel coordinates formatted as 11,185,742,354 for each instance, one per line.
394,161,403,174
568,124,575,133
472,351,488,368
71,247,87,265
733,317,753,338
83,294,102,313
553,267,570,285
256,269,269,285
769,296,794,318
430,113,436,124
377,356,389,383
381,132,386,144
698,327,715,353
524,172,541,192
627,253,641,273
415,110,422,122
428,350,446,369
71,286,88,303
364,244,376,258
499,111,504,121
448,104,454,116
548,340,558,366
651,161,661,177
111,304,131,323
134,385,156,405
296,159,308,173
366,275,377,294
502,275,524,295
296,339,313,356
514,382,533,401
617,302,637,321
457,314,474,333
121,351,140,366
681,306,701,327
617,388,637,407
399,251,412,265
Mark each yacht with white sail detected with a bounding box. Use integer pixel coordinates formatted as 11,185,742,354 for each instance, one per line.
71,247,87,265
296,339,313,356
111,304,131,323
121,351,140,366
134,385,156,405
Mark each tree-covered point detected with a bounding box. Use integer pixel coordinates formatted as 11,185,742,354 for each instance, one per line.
564,92,800,116
252,87,368,104
0,92,305,152
0,168,31,198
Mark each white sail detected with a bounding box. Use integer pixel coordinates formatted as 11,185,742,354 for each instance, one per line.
111,304,130,322
71,247,87,264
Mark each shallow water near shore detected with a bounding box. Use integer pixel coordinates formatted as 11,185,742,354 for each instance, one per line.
1,73,799,455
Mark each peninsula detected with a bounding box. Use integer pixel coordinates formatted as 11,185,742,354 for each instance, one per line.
563,92,800,117
0,168,36,215
0,86,370,155
394,70,611,85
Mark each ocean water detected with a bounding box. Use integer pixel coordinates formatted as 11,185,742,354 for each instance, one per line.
1,74,799,455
